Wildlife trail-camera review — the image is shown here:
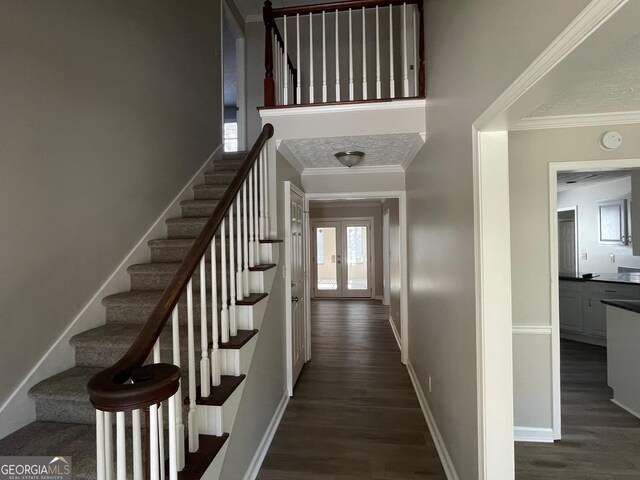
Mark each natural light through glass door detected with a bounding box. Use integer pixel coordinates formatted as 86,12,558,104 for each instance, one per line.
316,227,338,291
346,226,368,291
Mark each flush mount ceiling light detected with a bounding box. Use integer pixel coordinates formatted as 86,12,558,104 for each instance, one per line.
335,151,365,168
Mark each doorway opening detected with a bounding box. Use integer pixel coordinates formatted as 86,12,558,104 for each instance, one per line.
222,2,246,152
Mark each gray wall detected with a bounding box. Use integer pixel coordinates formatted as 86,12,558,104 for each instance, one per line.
383,199,401,334
220,151,303,478
405,1,589,477
309,203,383,298
0,0,222,406
509,124,640,431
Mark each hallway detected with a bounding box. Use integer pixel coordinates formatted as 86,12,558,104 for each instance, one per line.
257,299,446,479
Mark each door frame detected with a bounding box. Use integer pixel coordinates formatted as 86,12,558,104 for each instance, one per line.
310,220,344,298
222,0,247,150
310,217,374,299
557,206,579,275
383,209,391,306
284,181,307,396
305,191,409,364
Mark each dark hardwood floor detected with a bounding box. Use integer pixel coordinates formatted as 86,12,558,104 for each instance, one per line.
257,299,446,480
516,339,640,479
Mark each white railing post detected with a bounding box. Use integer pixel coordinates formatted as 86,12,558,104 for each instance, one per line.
248,169,255,268
322,11,327,102
229,205,237,337
171,307,185,470
168,394,178,480
335,10,340,101
186,279,199,453
149,404,160,480
348,8,354,101
220,220,230,343
153,342,165,480
283,16,289,105
242,181,250,295
413,4,418,96
296,14,301,104
253,164,260,264
210,239,221,387
236,193,243,301
309,13,314,103
96,410,106,480
132,409,143,480
263,146,270,237
376,6,381,98
199,257,210,397
389,4,395,98
104,412,113,480
259,150,266,241
362,7,368,100
116,412,126,480
402,2,409,97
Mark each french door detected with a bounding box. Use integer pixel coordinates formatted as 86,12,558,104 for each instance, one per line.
312,219,372,298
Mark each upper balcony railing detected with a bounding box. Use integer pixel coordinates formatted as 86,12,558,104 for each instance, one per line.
263,0,424,108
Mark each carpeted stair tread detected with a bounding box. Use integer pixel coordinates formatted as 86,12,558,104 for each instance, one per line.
166,217,208,238
29,366,99,401
180,199,221,218
192,184,229,200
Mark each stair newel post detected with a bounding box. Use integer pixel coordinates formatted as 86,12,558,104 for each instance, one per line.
220,219,230,344
253,164,261,264
248,168,255,269
210,239,221,388
236,193,244,301
186,279,200,453
264,1,275,107
259,149,266,241
199,256,210,397
242,181,250,296
417,0,425,96
116,412,126,480
229,204,238,337
263,145,270,238
132,409,143,480
170,306,185,468
96,410,106,480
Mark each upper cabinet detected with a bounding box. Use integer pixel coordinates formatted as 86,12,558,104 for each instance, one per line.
598,197,629,246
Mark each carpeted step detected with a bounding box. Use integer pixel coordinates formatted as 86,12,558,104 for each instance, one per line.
149,238,197,263
166,217,208,239
192,184,228,200
180,199,221,218
127,262,227,291
204,171,236,186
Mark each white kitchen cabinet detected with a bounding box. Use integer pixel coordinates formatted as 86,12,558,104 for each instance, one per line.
582,282,640,342
559,281,583,333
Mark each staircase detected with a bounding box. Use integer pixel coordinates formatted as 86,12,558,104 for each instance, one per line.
0,130,281,480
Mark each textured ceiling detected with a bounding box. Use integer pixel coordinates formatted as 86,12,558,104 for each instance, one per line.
557,170,635,191
528,34,640,117
282,133,423,168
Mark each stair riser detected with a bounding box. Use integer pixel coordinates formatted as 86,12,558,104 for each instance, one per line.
76,345,203,369
204,173,236,186
182,202,220,218
129,264,230,291
193,188,228,201
167,221,206,239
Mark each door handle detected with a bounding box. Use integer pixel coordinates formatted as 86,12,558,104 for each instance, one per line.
292,297,299,303
337,255,341,264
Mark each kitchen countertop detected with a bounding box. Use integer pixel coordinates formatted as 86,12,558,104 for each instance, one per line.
601,299,640,314
560,272,640,285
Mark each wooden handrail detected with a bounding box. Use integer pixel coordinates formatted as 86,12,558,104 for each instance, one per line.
271,0,420,18
264,0,298,107
87,124,275,412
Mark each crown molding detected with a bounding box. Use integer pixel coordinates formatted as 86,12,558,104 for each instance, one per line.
276,140,305,175
512,110,640,131
260,99,427,117
401,132,427,169
302,165,406,176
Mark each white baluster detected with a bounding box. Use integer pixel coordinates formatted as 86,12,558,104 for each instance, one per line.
104,412,113,480
309,13,314,103
263,146,270,236
149,404,160,480
253,164,260,264
236,194,243,301
152,341,165,480
259,150,266,241
220,220,230,343
322,11,327,102
248,170,255,268
335,10,340,101
210,240,221,387
171,307,185,469
348,8,354,101
376,6,381,98
229,207,237,337
132,409,143,480
362,7,367,100
168,395,178,480
413,5,418,96
389,4,395,98
116,412,126,480
283,16,288,104
296,14,301,104
402,2,409,97
199,256,210,397
242,181,250,295
186,279,199,453
96,411,106,480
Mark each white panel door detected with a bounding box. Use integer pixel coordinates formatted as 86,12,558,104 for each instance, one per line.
290,189,306,388
313,222,343,297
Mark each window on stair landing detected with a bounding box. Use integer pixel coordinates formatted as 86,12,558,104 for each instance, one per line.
224,122,238,152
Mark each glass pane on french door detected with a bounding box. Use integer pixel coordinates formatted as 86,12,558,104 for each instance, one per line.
316,226,338,291
346,225,368,291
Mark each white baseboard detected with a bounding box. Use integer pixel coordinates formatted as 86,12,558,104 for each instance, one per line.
0,145,221,440
243,390,289,480
514,426,554,443
406,362,459,480
373,294,383,301
389,316,401,350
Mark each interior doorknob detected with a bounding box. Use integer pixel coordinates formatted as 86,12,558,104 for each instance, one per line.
292,297,299,303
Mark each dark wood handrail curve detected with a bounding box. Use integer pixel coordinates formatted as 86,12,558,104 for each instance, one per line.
87,124,275,412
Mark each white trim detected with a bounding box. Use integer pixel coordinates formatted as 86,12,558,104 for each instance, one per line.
557,206,579,275
260,98,427,117
513,427,554,443
373,294,383,301
0,146,221,439
512,326,553,335
407,362,459,480
389,316,401,349
276,141,305,175
611,398,640,420
302,165,405,176
513,110,640,131
474,0,628,131
311,200,383,209
473,2,627,475
242,391,290,480
245,14,263,24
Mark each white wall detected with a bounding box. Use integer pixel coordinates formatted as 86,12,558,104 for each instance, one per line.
510,123,640,435
383,199,401,334
558,177,639,274
405,1,589,478
0,0,221,410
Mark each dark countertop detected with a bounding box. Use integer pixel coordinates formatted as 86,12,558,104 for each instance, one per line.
602,299,640,314
560,272,640,286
